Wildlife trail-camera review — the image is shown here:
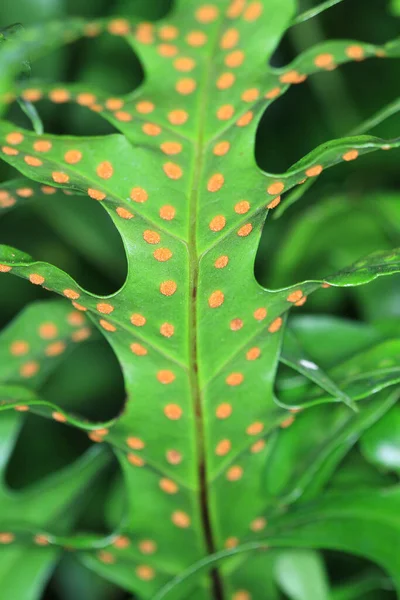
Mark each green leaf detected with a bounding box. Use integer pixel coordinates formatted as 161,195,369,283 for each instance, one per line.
0,409,108,600
360,405,400,472
281,329,356,410
292,0,346,25
0,2,400,599
331,572,393,600
274,549,330,600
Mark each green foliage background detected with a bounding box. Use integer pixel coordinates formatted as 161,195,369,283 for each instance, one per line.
0,0,399,599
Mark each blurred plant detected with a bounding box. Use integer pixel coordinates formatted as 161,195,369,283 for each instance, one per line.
0,1,399,599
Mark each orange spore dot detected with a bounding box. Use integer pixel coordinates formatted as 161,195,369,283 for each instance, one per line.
127,436,145,449
237,111,253,127
160,322,174,337
63,289,80,299
108,18,130,35
130,187,148,203
158,43,178,57
24,156,43,167
71,326,91,342
241,88,259,102
114,110,132,122
128,453,145,467
214,255,229,268
34,140,52,152
106,98,124,110
97,161,113,179
254,307,267,320
166,449,182,464
246,421,264,435
230,318,243,331
88,189,106,201
226,372,244,386
99,319,117,332
237,223,252,237
216,72,235,90
172,511,191,528
346,45,365,60
225,536,239,549
176,78,197,95
97,302,114,314
216,403,232,418
20,361,39,378
67,311,85,326
251,439,266,453
265,87,282,99
208,290,224,308
22,89,42,101
2,146,19,156
281,415,295,428
295,295,307,307
209,215,226,231
142,123,161,136
250,517,267,531
225,49,244,67
186,31,207,47
131,342,147,356
314,53,335,68
159,478,178,494
280,70,306,84
159,24,178,40
39,322,58,338
10,340,29,355
113,535,130,549
213,141,230,156
116,206,134,219
160,205,176,220
76,93,96,106
174,57,196,72
226,465,243,481
306,165,323,177
246,347,261,360
343,149,359,161
29,274,45,285
244,1,263,21
216,439,231,456
131,313,146,326
52,172,69,183
136,565,155,581
72,302,87,311
52,411,67,422
163,162,183,179
49,89,70,103
153,248,173,262
267,181,284,195
226,0,245,18
161,141,182,155
164,403,182,419
139,539,157,554
196,4,219,23
220,28,239,49
267,195,281,209
143,230,160,244
160,280,177,296
287,290,303,303
207,173,224,192
268,317,283,333
234,200,250,214
217,104,234,120
168,109,188,125
136,101,155,114
6,132,24,145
